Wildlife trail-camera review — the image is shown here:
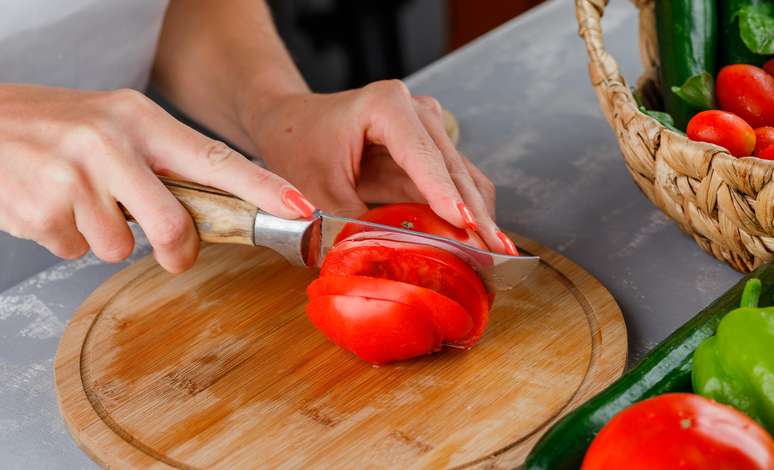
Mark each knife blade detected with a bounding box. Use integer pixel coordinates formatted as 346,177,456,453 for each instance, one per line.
134,178,539,292
306,211,540,292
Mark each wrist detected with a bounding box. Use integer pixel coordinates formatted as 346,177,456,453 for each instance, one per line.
233,69,309,153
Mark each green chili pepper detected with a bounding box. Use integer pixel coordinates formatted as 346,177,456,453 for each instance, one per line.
692,278,774,433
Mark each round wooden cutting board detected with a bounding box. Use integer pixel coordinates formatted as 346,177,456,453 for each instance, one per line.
55,234,627,469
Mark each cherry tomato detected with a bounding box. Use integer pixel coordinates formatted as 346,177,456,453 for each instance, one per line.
716,64,774,128
321,239,490,347
754,127,774,160
335,203,486,249
687,110,756,157
307,295,440,364
308,275,473,342
765,59,774,78
581,393,774,470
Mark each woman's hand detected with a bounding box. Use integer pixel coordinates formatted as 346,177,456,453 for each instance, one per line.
242,81,516,255
0,85,314,272
153,0,515,254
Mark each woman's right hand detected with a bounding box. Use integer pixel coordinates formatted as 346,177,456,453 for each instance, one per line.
0,85,315,272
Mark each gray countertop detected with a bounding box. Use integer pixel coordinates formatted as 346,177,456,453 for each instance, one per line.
0,1,743,468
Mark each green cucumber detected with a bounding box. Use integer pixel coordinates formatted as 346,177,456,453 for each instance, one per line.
720,0,770,66
523,264,774,470
655,0,717,130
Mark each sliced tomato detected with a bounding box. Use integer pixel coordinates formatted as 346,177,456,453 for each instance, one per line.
306,295,439,364
320,239,489,347
581,393,774,470
307,203,495,364
335,203,486,249
308,275,473,342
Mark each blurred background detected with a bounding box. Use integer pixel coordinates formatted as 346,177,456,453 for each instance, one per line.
266,0,545,91
0,0,547,291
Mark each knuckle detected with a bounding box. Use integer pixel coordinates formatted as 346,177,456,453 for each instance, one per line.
482,179,496,199
107,88,154,117
64,122,112,153
202,141,239,169
147,213,189,247
366,79,412,104
411,137,439,161
26,210,59,238
45,160,85,195
415,96,442,116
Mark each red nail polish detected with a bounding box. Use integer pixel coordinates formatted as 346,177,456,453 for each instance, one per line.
457,202,478,231
282,189,316,218
497,231,519,256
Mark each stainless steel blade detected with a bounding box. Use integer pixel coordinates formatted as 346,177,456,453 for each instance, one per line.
316,211,540,292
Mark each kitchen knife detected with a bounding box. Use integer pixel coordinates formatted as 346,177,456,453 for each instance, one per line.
123,178,540,292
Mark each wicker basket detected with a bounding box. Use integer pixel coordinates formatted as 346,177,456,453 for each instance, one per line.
576,0,774,272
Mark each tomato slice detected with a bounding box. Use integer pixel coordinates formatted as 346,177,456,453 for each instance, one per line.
335,203,486,249
581,393,774,470
306,295,439,364
320,239,489,347
308,275,473,342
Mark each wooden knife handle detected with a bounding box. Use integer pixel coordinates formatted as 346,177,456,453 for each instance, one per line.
121,177,257,246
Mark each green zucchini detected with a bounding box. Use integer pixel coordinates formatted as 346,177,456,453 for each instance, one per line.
655,0,717,130
720,0,769,66
523,264,774,470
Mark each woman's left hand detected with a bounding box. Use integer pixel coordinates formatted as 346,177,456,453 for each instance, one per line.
242,80,516,255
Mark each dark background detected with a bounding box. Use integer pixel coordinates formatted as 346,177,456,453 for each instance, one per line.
266,0,545,91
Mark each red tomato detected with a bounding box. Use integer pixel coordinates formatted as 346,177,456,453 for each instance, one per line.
335,203,486,249
307,295,439,364
765,59,774,77
307,275,473,342
755,127,774,160
321,239,490,347
687,110,756,157
716,64,774,128
581,393,774,470
306,203,493,364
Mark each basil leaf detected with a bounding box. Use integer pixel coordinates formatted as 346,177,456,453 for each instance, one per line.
739,4,774,55
639,106,684,134
671,72,716,110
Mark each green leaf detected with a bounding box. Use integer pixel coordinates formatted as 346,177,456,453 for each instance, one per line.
670,72,716,110
632,88,645,108
639,106,684,134
739,4,774,55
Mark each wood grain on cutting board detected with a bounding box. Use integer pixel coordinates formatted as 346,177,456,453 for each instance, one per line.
55,234,626,469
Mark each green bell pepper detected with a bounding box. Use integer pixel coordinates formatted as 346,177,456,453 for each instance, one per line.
692,278,774,433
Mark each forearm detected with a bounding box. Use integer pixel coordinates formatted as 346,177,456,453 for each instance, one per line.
152,0,308,155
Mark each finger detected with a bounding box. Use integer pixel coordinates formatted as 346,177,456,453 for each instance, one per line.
32,208,90,260
460,154,496,219
413,96,515,255
110,162,199,273
361,81,467,228
73,188,135,263
140,112,314,219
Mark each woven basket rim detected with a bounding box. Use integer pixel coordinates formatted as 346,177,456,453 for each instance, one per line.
575,0,774,273
575,0,769,163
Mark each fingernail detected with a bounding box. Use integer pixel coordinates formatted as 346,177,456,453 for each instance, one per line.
497,231,519,256
282,188,316,218
457,202,478,231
